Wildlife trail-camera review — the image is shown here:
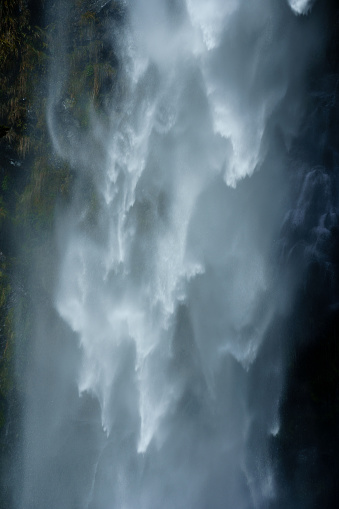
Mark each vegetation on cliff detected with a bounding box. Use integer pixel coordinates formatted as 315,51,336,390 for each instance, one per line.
0,2,123,505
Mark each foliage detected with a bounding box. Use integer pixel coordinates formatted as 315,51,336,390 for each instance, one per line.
0,0,122,416
0,0,49,157
0,5,126,499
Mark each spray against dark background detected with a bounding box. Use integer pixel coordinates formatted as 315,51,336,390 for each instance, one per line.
0,0,338,508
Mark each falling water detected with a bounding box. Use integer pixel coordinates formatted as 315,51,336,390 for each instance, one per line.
16,0,334,508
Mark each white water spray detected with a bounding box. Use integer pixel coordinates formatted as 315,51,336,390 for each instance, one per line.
18,1,325,508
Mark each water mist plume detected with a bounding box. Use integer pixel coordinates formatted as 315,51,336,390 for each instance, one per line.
16,1,331,508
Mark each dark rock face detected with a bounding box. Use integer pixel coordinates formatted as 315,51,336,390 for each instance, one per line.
272,2,339,507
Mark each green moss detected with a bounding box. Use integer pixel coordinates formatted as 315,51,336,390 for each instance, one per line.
16,157,74,236
0,0,123,454
86,63,94,77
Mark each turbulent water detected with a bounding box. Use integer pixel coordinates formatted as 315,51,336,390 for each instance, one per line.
16,1,337,508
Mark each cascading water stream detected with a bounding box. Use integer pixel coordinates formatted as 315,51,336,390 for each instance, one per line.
16,1,335,508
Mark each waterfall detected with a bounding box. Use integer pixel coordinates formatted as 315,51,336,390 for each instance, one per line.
16,1,335,508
